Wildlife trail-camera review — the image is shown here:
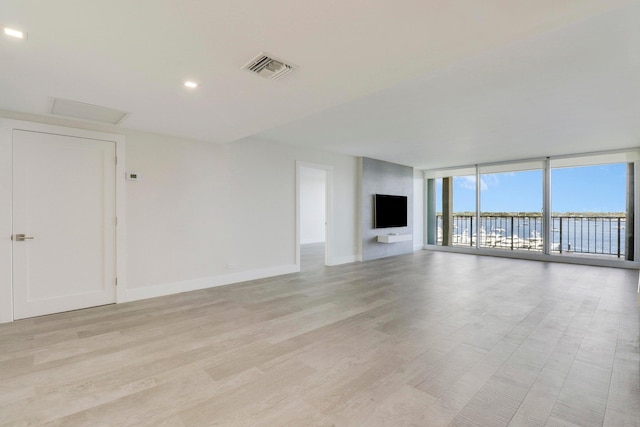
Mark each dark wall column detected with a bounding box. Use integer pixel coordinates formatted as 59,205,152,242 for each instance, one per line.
625,163,634,261
427,178,436,245
442,177,453,246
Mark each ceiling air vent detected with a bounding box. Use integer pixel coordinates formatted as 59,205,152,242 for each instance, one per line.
241,53,294,80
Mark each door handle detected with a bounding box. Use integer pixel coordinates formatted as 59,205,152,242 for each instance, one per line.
14,234,35,241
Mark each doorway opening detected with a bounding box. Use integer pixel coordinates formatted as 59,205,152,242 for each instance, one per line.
297,163,331,271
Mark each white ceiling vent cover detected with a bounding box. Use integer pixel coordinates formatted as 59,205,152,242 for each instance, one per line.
51,98,128,125
242,53,294,80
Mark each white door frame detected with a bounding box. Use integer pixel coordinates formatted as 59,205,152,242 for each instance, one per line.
296,161,333,269
0,118,126,322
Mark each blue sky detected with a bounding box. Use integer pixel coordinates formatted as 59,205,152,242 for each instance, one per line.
436,163,627,213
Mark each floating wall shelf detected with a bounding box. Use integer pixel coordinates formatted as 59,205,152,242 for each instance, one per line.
377,234,412,243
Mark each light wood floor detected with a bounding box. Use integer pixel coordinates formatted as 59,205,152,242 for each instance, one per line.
301,242,326,272
0,250,638,426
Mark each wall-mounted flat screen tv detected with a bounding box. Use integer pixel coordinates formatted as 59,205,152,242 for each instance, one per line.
374,194,407,228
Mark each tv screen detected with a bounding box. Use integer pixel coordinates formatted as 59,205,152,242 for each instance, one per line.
374,194,407,228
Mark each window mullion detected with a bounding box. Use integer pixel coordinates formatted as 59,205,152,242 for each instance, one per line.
475,165,480,249
543,157,551,255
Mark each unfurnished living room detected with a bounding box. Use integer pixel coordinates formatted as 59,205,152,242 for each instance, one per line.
1,1,639,426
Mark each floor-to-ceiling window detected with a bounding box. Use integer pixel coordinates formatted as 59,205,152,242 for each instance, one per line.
479,162,544,252
424,151,638,266
426,167,476,247
550,156,634,261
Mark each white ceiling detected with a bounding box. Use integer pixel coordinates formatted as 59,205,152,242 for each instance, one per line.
1,1,639,169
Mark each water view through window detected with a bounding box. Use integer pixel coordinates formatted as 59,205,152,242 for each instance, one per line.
551,163,628,258
480,169,543,251
431,161,633,261
434,175,476,247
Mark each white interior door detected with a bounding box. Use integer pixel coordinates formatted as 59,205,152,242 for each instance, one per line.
12,130,116,319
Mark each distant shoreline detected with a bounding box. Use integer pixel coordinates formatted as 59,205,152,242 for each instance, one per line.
437,212,626,218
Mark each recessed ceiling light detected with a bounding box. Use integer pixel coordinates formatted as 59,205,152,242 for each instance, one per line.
184,81,198,89
3,27,25,39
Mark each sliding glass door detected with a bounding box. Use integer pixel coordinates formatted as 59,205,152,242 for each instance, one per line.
550,160,633,260
479,163,543,252
434,173,476,247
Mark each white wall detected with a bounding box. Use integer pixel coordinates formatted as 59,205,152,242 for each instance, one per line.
125,133,359,298
300,167,326,244
413,170,424,250
0,110,359,319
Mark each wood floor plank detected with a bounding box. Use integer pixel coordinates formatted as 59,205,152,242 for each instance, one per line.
0,248,638,426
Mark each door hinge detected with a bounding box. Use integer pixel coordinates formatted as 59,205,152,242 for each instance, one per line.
115,156,118,165
115,277,118,286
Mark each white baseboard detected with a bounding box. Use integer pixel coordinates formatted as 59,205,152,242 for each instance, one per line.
327,254,358,266
123,264,298,302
